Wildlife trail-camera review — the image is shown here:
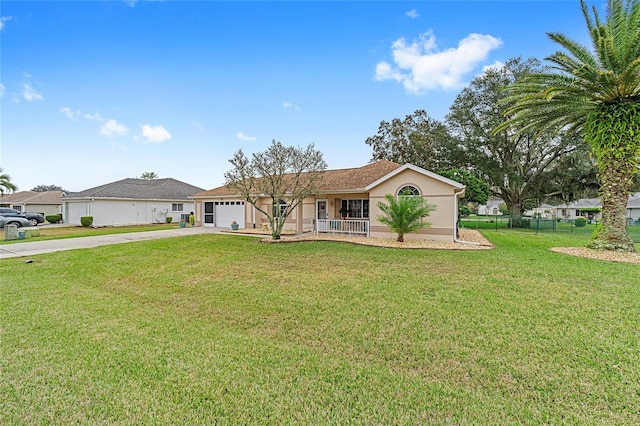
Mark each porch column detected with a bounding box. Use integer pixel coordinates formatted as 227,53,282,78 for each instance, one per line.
297,202,304,234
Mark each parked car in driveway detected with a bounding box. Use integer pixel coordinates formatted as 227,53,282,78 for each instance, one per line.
0,215,31,228
0,208,45,226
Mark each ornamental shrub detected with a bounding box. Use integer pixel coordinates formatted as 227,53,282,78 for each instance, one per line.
574,217,587,227
80,216,94,228
46,214,62,224
166,216,173,223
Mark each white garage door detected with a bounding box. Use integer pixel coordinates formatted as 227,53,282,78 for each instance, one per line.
67,202,89,225
204,201,244,228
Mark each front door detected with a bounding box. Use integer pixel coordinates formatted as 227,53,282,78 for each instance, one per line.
316,200,328,219
204,202,215,226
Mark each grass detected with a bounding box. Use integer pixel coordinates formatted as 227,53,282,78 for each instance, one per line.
2,231,639,424
461,216,640,242
0,223,180,244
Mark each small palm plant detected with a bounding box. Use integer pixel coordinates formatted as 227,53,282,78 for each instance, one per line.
377,190,436,242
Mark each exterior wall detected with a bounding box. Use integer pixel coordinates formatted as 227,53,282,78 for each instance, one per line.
63,199,194,226
15,203,62,216
367,169,459,242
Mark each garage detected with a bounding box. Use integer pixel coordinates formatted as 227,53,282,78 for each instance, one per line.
203,201,245,228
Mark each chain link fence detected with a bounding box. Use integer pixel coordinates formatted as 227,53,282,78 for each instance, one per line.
460,216,640,243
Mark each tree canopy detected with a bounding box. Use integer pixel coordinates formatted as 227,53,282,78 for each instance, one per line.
446,58,580,215
365,109,458,172
438,169,490,206
224,140,327,240
140,172,159,180
31,184,67,192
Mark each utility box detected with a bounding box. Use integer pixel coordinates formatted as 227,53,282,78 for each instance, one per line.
4,224,18,241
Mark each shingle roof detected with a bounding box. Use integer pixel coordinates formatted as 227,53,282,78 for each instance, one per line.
63,178,204,201
193,160,403,197
556,192,640,209
628,193,640,208
0,191,64,204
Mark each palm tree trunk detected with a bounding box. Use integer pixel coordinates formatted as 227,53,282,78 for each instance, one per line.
588,160,635,251
586,106,638,252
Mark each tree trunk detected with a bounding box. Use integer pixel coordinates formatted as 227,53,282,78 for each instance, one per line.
586,104,638,252
588,158,635,251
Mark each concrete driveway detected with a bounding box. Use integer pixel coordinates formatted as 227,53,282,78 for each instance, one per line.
0,226,228,259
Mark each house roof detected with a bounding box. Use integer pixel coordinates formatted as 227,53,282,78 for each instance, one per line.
193,160,406,197
555,192,640,209
365,163,464,192
628,193,640,208
0,190,65,205
557,198,601,209
63,178,204,201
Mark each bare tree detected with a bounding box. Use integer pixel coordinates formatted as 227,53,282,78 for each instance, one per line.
224,140,327,239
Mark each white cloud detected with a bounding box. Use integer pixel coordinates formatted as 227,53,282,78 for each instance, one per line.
236,132,256,141
282,101,300,111
0,16,12,30
141,124,171,143
0,83,4,98
375,30,503,93
22,83,43,101
406,9,419,19
84,112,104,121
101,119,128,137
60,106,81,119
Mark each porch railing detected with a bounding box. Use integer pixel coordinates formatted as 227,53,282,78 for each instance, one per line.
316,219,370,237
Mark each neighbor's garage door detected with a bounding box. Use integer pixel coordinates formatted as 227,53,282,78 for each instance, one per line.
204,201,244,228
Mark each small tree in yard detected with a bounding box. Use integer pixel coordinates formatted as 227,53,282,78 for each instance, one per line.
224,140,327,240
377,191,436,242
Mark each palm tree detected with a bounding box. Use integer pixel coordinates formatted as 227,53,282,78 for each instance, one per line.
377,191,435,242
498,0,640,252
140,172,159,180
0,168,18,195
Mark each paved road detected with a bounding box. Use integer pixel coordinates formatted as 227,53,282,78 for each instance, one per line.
0,226,229,260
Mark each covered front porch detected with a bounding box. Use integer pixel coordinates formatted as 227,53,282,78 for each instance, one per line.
314,196,370,237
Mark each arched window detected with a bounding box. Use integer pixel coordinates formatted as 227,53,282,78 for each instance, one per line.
398,185,420,197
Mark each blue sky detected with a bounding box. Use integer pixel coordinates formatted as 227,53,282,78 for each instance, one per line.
1,0,599,192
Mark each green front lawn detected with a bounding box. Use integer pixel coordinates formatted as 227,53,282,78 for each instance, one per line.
2,232,639,424
0,223,181,244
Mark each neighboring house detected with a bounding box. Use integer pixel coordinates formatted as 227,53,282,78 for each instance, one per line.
555,197,602,221
627,192,640,223
477,199,504,216
0,191,64,216
553,192,640,223
62,178,204,226
524,203,556,218
191,160,466,242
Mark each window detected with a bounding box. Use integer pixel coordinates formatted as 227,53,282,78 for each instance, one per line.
398,185,420,197
13,206,22,212
341,199,369,218
273,199,287,217
172,203,184,212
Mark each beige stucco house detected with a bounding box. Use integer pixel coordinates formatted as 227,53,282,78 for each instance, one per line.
0,190,64,216
191,160,466,242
